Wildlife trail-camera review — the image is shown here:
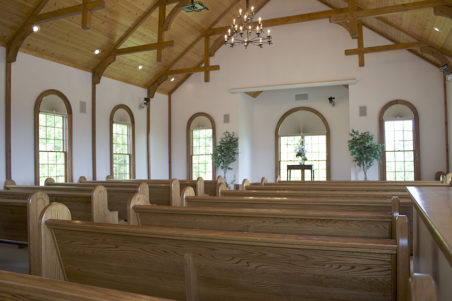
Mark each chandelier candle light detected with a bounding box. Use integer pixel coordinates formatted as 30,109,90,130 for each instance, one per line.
224,0,272,48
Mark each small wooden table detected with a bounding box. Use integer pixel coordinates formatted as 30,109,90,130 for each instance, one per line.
287,164,314,181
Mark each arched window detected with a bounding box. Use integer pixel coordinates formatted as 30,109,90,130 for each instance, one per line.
379,100,420,180
275,107,330,181
110,105,135,179
34,90,73,185
186,113,216,180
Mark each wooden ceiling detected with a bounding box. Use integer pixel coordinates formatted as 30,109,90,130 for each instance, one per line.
0,0,451,96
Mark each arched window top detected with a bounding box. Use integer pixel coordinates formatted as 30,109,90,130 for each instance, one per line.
186,112,216,180
275,107,331,181
379,99,420,180
110,104,135,180
34,89,73,185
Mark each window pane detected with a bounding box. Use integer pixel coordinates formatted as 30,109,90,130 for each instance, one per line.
191,128,213,180
112,122,132,179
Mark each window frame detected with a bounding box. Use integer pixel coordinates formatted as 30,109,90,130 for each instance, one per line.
34,89,73,185
274,107,331,181
378,99,420,180
186,112,216,180
110,104,135,179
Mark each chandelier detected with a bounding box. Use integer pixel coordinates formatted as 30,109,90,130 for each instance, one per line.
224,0,272,48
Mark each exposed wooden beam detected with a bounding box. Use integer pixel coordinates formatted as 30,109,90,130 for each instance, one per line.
32,0,104,24
6,0,50,63
148,74,169,99
163,0,184,31
93,0,178,84
207,8,347,36
114,41,174,56
204,36,210,82
82,0,92,30
157,0,166,62
420,46,451,66
146,0,243,95
5,62,12,180
345,42,422,55
347,0,358,39
245,91,263,98
434,5,452,18
330,0,445,23
91,80,97,180
357,21,364,66
167,65,220,75
168,94,172,179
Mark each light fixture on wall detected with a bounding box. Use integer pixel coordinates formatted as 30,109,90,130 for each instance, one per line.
224,0,272,48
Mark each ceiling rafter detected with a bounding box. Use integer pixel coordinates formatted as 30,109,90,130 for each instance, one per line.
166,0,272,96
6,0,105,63
163,0,185,32
92,0,179,85
434,5,452,18
318,0,450,68
146,0,244,98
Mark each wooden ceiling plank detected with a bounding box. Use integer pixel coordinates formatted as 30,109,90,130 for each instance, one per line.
115,41,174,56
330,0,445,23
166,0,271,96
32,0,105,25
146,0,243,94
6,0,50,63
167,65,220,75
345,42,422,55
92,0,178,84
82,0,92,30
434,5,452,19
420,46,451,66
157,0,166,62
163,0,184,31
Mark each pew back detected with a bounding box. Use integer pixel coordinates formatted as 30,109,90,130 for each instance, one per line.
40,203,407,301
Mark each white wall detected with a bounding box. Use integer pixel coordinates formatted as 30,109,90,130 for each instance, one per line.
238,94,254,182
150,93,169,179
172,0,446,182
96,77,147,180
0,47,168,184
0,47,5,186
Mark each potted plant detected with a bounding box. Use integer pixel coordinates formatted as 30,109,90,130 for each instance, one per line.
212,131,239,187
348,129,383,180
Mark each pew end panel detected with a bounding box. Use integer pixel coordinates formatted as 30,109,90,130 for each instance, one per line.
28,191,50,275
181,186,196,207
128,193,150,225
44,178,55,185
196,177,205,196
3,178,16,189
40,203,71,280
216,182,227,196
170,179,181,206
91,186,119,224
396,215,410,301
260,177,267,185
241,179,250,190
138,182,150,200
408,273,437,301
78,176,87,183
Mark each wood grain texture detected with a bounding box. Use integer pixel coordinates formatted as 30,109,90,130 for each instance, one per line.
396,215,410,301
180,178,204,196
134,205,394,239
0,270,174,301
408,273,437,301
128,192,150,225
46,219,398,300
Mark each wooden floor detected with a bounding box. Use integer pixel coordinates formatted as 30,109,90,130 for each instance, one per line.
0,243,28,274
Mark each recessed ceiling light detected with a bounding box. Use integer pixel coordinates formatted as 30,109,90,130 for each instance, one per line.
138,65,143,70
433,26,441,32
94,49,101,55
170,77,175,82
32,25,40,32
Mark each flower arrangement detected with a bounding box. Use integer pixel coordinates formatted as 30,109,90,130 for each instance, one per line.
295,139,307,164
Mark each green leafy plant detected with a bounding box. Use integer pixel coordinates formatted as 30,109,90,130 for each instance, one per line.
212,131,239,187
348,129,383,180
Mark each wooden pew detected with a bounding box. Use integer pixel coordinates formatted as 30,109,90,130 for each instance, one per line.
203,175,224,196
409,274,437,301
0,187,117,224
38,202,409,301
180,177,204,196
6,179,148,220
0,270,174,301
128,193,398,239
46,178,179,207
